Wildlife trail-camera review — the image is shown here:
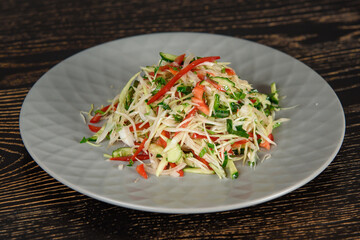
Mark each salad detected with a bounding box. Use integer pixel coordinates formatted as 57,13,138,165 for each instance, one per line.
80,52,287,179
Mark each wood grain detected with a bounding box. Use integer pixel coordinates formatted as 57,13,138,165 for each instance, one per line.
0,0,359,239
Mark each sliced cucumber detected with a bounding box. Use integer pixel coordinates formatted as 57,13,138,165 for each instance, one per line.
183,167,215,175
148,143,164,156
125,86,135,110
221,151,229,168
166,141,182,163
112,147,134,157
156,158,168,176
160,52,177,62
226,159,239,179
270,82,279,104
211,76,235,90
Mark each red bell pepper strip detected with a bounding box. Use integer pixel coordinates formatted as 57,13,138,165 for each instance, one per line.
191,97,210,116
259,140,270,150
169,162,184,177
147,56,220,105
248,132,261,139
192,84,205,99
205,78,226,92
196,72,205,80
191,150,212,170
169,68,178,75
178,107,198,128
225,68,236,75
191,133,219,141
90,104,118,123
192,82,210,115
131,138,148,161
90,113,102,123
109,154,150,161
88,124,101,133
231,139,249,148
174,107,198,137
259,134,274,150
129,122,150,132
156,130,170,148
158,65,170,71
249,98,257,104
136,164,148,179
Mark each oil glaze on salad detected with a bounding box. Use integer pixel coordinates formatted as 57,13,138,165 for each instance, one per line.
80,52,287,180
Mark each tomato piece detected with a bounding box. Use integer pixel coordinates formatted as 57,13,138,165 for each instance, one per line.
173,54,185,65
88,124,101,132
191,97,210,116
136,164,148,179
192,85,205,99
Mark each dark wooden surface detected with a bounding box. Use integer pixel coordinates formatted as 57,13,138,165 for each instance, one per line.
1,0,359,239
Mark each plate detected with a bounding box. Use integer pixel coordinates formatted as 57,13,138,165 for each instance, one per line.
20,32,345,214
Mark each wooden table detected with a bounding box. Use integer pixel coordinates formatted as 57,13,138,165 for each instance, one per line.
1,0,359,239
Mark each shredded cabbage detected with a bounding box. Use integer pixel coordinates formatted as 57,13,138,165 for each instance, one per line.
82,53,286,179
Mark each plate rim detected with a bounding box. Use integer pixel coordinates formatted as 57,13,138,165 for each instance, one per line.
19,32,346,214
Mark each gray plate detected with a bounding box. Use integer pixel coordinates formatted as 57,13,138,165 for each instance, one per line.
20,33,345,214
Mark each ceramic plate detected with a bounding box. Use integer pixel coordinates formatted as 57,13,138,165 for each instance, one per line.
20,33,345,213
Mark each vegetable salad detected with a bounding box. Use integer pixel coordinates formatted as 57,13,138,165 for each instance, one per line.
81,52,287,179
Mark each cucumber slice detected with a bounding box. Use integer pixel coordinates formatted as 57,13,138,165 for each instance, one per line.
221,151,229,168
166,141,182,163
270,82,279,104
112,147,135,157
211,76,235,90
160,52,177,62
226,159,239,179
183,168,215,175
148,143,164,156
